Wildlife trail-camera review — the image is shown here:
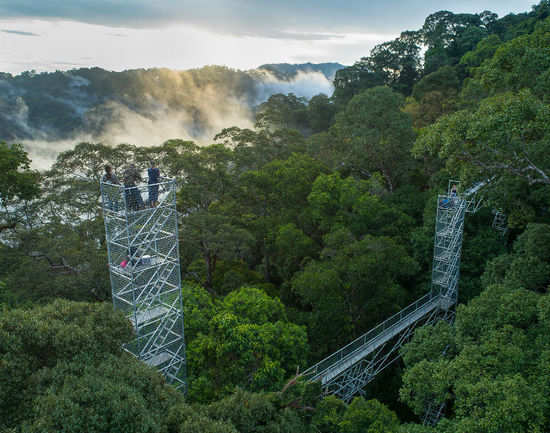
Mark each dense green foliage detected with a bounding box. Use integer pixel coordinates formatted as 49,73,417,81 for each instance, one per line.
1,2,550,432
0,142,40,233
400,224,550,432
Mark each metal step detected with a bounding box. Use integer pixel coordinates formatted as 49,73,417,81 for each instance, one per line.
435,252,455,262
433,277,449,287
130,306,169,328
144,352,171,367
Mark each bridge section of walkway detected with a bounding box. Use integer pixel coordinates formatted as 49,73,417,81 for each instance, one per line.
302,191,470,402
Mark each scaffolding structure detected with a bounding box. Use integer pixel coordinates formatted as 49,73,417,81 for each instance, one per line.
101,178,187,390
431,186,468,315
492,210,508,235
302,183,477,404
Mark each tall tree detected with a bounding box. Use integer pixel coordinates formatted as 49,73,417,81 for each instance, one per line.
420,11,487,74
472,17,550,100
0,142,40,232
413,90,550,206
292,229,418,357
255,93,309,132
232,153,327,283
367,31,423,96
332,31,422,104
332,61,386,107
333,86,415,191
187,286,308,403
307,93,337,133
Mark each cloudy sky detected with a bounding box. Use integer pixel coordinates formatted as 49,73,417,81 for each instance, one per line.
0,0,534,74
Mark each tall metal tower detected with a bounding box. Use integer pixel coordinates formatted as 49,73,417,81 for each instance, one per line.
430,182,468,320
302,182,479,402
101,178,187,390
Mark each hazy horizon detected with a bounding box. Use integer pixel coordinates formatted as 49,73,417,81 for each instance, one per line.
0,0,533,74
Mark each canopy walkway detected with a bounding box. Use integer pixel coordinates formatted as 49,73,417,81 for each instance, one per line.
302,183,480,402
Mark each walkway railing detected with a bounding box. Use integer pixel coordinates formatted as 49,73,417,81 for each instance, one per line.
302,290,441,382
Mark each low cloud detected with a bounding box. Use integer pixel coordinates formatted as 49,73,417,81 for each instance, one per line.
254,70,333,103
20,98,255,170
94,96,254,147
22,137,91,171
11,69,335,171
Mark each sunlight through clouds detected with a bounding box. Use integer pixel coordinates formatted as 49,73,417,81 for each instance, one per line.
0,19,394,73
0,0,533,74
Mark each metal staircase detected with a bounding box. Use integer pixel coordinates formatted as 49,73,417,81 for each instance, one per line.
101,178,187,391
302,182,478,406
423,401,446,426
492,210,508,235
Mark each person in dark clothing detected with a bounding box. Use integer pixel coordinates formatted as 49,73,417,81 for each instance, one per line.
102,165,119,184
450,184,457,196
450,184,458,206
123,164,144,211
440,184,459,208
102,165,120,211
129,246,138,266
147,161,161,207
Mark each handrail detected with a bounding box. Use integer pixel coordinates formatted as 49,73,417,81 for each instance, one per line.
101,178,174,190
302,290,441,381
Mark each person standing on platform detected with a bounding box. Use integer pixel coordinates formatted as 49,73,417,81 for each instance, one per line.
450,184,458,207
450,184,458,197
102,165,120,211
123,164,144,211
102,165,119,185
148,161,161,207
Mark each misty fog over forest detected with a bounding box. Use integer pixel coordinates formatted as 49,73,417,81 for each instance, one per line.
0,62,343,169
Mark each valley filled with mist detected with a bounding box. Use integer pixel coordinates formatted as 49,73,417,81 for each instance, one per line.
0,62,342,169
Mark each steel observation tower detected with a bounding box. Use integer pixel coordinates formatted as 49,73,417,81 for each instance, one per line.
101,178,187,390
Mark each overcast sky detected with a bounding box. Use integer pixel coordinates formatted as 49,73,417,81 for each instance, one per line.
0,0,535,74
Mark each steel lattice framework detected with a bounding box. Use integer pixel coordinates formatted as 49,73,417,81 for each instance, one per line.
101,179,187,391
302,183,478,403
